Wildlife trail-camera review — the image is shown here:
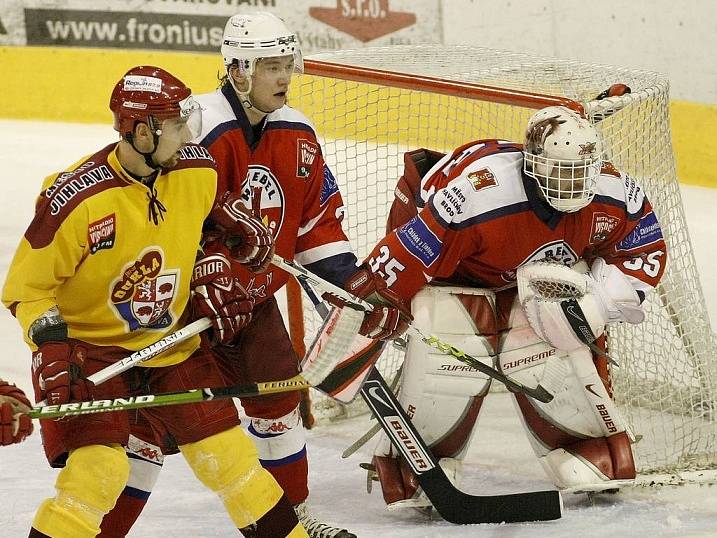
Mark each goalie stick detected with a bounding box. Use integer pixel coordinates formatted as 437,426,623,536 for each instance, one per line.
272,254,557,403
294,275,563,524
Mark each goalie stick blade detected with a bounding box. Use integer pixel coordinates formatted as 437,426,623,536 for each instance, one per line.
361,368,563,524
418,467,562,524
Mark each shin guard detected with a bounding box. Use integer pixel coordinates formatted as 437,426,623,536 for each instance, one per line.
32,444,129,538
180,426,304,537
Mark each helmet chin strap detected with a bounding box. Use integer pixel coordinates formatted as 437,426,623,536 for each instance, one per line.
126,118,163,170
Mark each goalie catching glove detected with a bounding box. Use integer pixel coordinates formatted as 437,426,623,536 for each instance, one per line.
208,191,275,273
518,258,644,351
191,251,255,345
323,265,413,341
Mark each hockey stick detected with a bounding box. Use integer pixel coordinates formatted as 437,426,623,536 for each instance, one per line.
272,255,556,403
87,318,213,386
360,369,562,523
34,317,214,407
295,276,563,523
28,333,382,421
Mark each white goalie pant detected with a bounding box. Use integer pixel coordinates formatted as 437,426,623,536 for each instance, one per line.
372,285,494,507
500,295,636,491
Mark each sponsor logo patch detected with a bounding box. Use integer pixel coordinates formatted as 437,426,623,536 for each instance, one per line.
616,211,663,252
623,174,644,214
110,249,178,331
123,75,162,93
320,164,339,205
396,216,442,268
589,212,620,244
297,139,319,177
88,213,116,254
467,167,498,191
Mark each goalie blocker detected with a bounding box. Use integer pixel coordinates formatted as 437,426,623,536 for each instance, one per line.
371,280,636,509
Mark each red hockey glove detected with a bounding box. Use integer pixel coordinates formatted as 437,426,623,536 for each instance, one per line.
191,252,255,345
31,341,93,406
0,379,33,445
209,191,275,273
325,266,413,341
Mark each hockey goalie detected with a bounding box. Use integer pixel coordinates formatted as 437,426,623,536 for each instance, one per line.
363,106,667,508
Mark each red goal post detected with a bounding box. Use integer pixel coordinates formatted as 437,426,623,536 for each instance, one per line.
285,45,717,482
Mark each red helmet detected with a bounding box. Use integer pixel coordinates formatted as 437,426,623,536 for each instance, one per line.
109,66,192,135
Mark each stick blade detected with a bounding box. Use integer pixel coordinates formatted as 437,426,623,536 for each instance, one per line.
419,467,563,523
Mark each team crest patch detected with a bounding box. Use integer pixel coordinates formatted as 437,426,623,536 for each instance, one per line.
88,213,116,254
589,212,620,244
500,241,579,282
110,249,177,331
467,168,498,191
297,139,319,177
241,165,285,238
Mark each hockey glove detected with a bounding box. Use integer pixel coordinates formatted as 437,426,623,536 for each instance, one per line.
191,251,255,345
31,341,93,406
517,259,643,352
0,379,33,445
325,266,413,341
209,191,275,273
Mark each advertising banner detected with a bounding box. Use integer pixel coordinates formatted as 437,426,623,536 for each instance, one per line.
0,0,442,54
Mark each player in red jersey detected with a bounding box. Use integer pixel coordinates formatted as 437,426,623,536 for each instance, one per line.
363,106,666,509
99,13,411,538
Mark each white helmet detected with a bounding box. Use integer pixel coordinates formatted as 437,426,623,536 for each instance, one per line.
221,12,303,78
523,106,603,213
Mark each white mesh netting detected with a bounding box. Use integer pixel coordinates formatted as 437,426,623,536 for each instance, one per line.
287,45,717,478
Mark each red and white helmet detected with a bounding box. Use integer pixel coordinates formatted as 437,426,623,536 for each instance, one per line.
109,66,201,139
220,12,303,78
523,106,602,213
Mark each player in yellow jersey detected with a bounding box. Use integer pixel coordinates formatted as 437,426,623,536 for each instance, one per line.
2,66,306,538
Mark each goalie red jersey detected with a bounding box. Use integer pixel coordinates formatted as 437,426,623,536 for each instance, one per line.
370,139,666,302
196,85,358,301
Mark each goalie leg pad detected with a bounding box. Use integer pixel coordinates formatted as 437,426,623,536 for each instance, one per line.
373,286,494,507
246,405,308,505
510,344,636,490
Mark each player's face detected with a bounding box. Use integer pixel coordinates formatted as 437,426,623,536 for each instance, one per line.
249,55,295,112
545,164,587,199
152,117,193,168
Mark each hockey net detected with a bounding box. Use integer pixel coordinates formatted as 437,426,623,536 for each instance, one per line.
286,45,717,480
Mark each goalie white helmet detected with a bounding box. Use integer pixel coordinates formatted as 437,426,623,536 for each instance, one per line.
221,12,303,79
523,106,602,213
